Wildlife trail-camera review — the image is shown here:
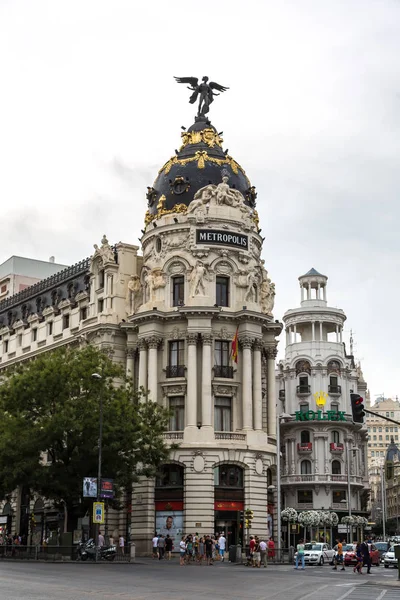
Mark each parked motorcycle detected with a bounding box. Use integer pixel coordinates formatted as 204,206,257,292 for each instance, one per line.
77,539,116,561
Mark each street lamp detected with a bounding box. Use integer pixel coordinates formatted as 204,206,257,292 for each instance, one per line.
92,372,104,559
276,412,292,556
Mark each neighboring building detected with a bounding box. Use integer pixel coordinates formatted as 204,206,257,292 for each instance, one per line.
365,397,400,467
385,438,400,527
0,256,67,300
0,112,281,553
276,268,369,534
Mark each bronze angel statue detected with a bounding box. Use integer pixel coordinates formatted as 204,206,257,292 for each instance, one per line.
174,76,229,117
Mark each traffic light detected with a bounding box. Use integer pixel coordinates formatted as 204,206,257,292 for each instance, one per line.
350,393,365,423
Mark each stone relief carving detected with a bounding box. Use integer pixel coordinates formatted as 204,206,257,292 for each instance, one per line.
244,269,258,302
260,269,275,315
143,268,166,302
93,235,115,265
126,275,143,314
189,260,209,296
186,177,253,220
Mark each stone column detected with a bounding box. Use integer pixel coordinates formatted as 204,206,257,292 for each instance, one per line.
293,324,297,342
201,333,213,428
147,336,161,402
267,347,277,436
186,333,198,428
323,285,327,301
317,283,321,299
290,438,296,475
253,339,263,430
339,326,343,343
336,325,339,342
286,328,290,345
126,345,136,381
241,336,254,430
311,322,315,341
319,321,323,341
284,440,289,475
138,339,148,393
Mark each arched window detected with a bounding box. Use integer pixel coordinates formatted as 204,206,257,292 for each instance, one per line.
300,430,310,444
332,431,340,444
2,502,12,515
156,464,184,488
33,498,44,512
301,460,312,475
214,464,243,488
332,460,341,475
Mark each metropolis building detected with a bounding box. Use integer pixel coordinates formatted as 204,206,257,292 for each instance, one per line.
276,269,370,527
0,106,281,552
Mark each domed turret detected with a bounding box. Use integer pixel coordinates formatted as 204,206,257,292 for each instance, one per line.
146,116,256,218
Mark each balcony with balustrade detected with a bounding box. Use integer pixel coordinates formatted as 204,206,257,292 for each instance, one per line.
330,442,344,454
281,473,363,486
296,385,311,396
328,384,342,396
213,365,234,379
297,442,312,453
166,365,185,378
214,432,247,443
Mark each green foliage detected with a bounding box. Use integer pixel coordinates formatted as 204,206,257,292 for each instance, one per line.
0,345,172,512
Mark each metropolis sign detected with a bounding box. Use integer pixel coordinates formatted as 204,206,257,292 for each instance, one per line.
196,229,248,250
295,409,346,422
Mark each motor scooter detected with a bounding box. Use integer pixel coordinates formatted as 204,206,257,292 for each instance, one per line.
77,538,116,561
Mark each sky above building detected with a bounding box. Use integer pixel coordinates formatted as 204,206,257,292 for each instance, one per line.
1,0,399,398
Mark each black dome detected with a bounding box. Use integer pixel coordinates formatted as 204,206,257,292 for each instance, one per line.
146,116,256,216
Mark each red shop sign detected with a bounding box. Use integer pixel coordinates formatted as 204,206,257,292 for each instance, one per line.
155,501,184,511
214,501,244,511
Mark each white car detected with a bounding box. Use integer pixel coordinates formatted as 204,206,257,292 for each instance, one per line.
294,543,336,566
384,545,399,568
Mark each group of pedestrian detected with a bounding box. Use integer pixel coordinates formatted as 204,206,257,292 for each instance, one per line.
248,536,275,567
152,533,173,560
332,538,372,575
179,533,226,566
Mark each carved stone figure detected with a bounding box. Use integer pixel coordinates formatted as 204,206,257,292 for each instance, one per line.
187,184,216,214
189,261,208,296
244,269,258,302
174,76,229,117
126,275,142,314
260,275,275,315
93,235,115,265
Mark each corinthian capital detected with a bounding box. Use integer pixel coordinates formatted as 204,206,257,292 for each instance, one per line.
186,332,198,345
147,335,162,349
239,336,254,349
202,332,213,345
265,345,278,359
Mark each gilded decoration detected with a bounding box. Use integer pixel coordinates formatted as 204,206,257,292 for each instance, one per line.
180,128,223,150
144,193,188,225
158,151,248,183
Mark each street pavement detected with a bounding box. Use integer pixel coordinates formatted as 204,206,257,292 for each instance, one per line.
0,558,398,600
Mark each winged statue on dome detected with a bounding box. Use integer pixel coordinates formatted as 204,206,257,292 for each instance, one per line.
174,76,229,117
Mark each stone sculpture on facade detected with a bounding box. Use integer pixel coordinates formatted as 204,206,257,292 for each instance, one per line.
126,275,142,314
93,235,115,265
260,270,275,315
244,269,258,303
143,268,166,303
187,177,253,221
189,261,208,296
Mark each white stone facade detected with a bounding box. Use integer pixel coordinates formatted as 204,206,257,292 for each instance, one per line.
276,269,369,521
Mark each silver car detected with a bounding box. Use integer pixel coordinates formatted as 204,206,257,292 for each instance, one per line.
384,545,399,568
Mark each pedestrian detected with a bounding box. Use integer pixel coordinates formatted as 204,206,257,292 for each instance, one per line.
205,534,213,566
152,533,159,559
361,540,371,574
332,538,345,571
218,532,226,562
253,536,261,568
98,531,105,548
267,537,275,562
179,536,186,566
165,534,173,560
295,538,305,570
249,535,256,567
186,535,193,564
157,534,165,560
118,534,125,554
259,538,267,567
198,536,205,565
354,542,363,574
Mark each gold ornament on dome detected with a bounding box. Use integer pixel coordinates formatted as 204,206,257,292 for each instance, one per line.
180,128,223,150
158,150,250,184
144,193,188,226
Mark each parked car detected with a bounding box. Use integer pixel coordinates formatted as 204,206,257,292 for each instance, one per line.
374,541,390,562
344,543,380,567
294,543,336,566
384,545,399,568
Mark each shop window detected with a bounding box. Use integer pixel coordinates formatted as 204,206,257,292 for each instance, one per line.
301,460,312,475
216,276,229,307
214,340,232,378
167,340,185,378
300,430,310,444
332,460,341,475
297,490,313,504
172,276,185,307
214,465,243,488
332,490,346,503
169,397,185,431
214,397,232,431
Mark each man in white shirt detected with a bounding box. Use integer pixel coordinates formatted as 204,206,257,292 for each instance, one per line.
218,533,226,562
259,539,267,567
98,531,105,548
152,535,159,559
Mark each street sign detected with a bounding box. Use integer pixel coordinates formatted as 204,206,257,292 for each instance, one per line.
93,502,105,524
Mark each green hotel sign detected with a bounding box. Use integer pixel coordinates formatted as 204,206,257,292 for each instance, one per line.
295,410,346,422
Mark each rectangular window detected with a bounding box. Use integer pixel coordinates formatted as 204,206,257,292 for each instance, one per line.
63,314,70,330
80,307,87,321
297,490,313,504
332,490,346,503
300,404,309,414
379,435,382,441
172,276,185,307
216,276,229,307
379,427,382,432
391,412,394,418
17,334,22,347
3,340,8,353
0,284,7,294
386,435,389,441
214,397,232,431
386,427,389,432
99,269,105,289
214,340,233,378
371,451,375,457
32,329,37,342
48,321,53,336
167,340,185,377
98,299,104,313
169,397,185,431
373,427,376,432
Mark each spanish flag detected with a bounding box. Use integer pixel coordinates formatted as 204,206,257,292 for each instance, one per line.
231,328,239,364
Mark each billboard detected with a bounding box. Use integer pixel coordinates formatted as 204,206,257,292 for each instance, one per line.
155,510,183,552
83,477,97,498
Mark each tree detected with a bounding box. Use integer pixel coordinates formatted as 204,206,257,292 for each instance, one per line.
0,344,172,527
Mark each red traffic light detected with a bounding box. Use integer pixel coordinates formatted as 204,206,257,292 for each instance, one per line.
350,393,365,423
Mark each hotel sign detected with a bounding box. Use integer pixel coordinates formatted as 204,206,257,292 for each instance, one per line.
295,410,346,422
196,229,248,250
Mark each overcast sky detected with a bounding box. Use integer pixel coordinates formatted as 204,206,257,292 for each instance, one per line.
1,1,399,400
